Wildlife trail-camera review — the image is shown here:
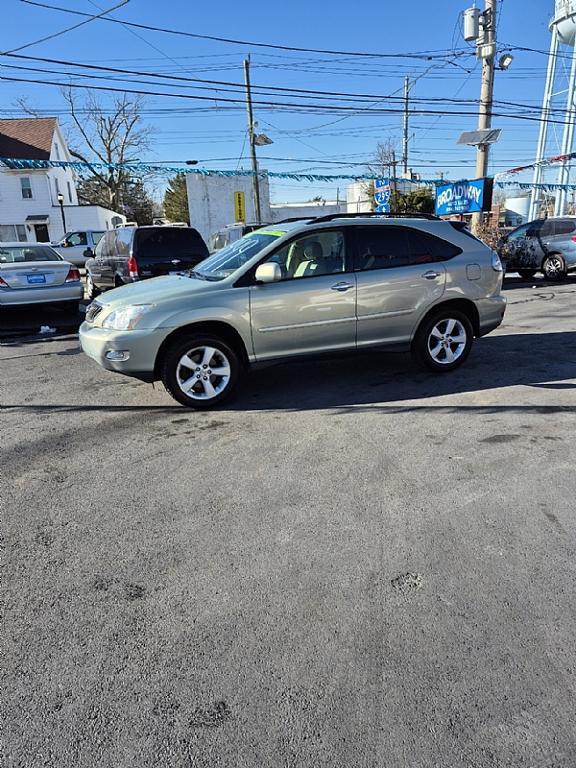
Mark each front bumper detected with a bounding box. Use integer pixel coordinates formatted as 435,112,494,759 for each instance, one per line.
79,322,172,381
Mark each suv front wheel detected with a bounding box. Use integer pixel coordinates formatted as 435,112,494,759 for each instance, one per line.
413,310,473,373
161,335,240,409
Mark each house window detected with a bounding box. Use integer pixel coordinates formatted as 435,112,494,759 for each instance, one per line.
55,177,60,198
67,181,73,203
54,142,60,160
0,224,27,242
20,177,33,199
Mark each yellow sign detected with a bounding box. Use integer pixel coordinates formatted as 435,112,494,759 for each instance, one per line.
234,191,246,223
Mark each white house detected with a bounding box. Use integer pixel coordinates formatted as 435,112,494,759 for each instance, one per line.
0,117,125,243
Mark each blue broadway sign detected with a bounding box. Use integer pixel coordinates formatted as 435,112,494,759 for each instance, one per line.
435,178,493,216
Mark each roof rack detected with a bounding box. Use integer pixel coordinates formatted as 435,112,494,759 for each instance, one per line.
308,212,440,225
272,216,314,225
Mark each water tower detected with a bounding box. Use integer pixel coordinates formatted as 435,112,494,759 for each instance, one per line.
529,0,576,219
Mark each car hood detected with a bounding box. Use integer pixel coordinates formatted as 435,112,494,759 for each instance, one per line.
94,274,221,309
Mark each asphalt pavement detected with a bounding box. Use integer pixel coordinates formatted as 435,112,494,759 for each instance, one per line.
3,277,576,767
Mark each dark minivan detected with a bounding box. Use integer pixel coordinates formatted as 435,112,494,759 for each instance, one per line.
85,225,209,299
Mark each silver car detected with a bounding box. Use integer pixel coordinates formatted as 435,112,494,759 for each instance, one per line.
52,230,106,267
0,242,83,310
80,215,506,409
500,217,576,280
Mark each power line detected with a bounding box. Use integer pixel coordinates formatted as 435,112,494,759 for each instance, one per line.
20,0,471,60
3,0,129,54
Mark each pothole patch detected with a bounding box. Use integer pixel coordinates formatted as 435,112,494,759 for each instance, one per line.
391,572,423,595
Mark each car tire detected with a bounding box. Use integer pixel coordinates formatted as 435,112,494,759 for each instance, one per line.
412,309,474,373
85,272,99,300
518,269,536,279
542,254,567,281
161,335,241,409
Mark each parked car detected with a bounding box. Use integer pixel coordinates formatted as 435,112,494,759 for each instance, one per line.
52,230,106,267
499,217,576,280
80,214,506,409
84,225,209,299
207,223,263,253
0,242,82,311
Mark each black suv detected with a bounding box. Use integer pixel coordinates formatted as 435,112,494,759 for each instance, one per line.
85,226,208,299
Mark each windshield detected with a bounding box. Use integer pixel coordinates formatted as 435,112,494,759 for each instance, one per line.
193,230,285,280
0,246,63,263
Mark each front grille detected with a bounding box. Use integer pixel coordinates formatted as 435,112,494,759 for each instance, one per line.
85,302,104,324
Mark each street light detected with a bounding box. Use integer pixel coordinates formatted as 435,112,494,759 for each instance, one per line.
498,53,514,70
57,191,66,234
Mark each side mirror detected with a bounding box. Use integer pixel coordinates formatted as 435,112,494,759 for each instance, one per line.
255,262,282,283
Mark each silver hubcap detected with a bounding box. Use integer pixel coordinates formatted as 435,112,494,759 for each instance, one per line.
428,318,467,365
545,257,562,277
176,345,231,401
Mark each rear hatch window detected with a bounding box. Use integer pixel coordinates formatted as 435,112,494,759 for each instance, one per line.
134,228,209,276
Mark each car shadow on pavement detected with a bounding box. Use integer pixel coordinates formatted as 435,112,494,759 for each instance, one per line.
231,330,576,412
3,331,576,415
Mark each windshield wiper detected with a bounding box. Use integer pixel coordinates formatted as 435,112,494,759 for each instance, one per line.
188,269,208,280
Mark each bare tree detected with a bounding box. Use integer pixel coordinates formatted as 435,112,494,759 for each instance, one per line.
366,140,397,178
61,87,152,211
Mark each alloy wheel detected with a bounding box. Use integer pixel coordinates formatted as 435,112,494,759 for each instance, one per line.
176,345,231,401
543,256,564,280
427,318,467,365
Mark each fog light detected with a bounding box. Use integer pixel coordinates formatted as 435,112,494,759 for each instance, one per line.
105,350,130,361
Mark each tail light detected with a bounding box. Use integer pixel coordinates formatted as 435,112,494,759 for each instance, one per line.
127,255,139,280
0,276,8,287
65,267,80,282
571,236,576,242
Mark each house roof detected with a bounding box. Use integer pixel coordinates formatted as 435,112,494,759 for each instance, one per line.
0,118,57,160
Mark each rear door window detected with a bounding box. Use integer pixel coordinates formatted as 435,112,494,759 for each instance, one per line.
552,219,576,236
354,227,411,271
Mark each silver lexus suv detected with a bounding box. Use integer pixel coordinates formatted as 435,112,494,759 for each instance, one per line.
79,214,506,409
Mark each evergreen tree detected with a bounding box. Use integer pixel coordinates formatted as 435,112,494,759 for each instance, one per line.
163,173,190,223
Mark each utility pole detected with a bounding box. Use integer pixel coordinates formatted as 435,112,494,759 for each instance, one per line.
471,0,497,234
391,150,398,211
402,76,410,176
244,56,261,225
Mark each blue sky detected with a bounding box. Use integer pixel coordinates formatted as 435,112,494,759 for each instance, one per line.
0,0,567,203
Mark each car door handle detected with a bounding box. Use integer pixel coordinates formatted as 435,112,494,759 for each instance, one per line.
331,281,354,292
422,270,440,280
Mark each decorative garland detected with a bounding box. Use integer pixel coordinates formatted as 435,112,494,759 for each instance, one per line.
2,157,576,192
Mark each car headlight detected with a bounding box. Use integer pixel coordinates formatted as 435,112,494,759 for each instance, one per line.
101,304,154,330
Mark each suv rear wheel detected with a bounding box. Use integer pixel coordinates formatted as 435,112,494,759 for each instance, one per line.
413,309,473,373
161,335,240,409
542,254,566,281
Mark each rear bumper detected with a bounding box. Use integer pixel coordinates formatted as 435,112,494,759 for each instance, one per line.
477,294,507,337
79,322,170,380
0,283,83,306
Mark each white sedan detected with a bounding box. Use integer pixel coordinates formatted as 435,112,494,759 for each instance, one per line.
0,242,83,312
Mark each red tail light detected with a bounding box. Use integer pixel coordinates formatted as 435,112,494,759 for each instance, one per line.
571,236,576,242
127,255,139,279
65,267,80,282
0,276,8,287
